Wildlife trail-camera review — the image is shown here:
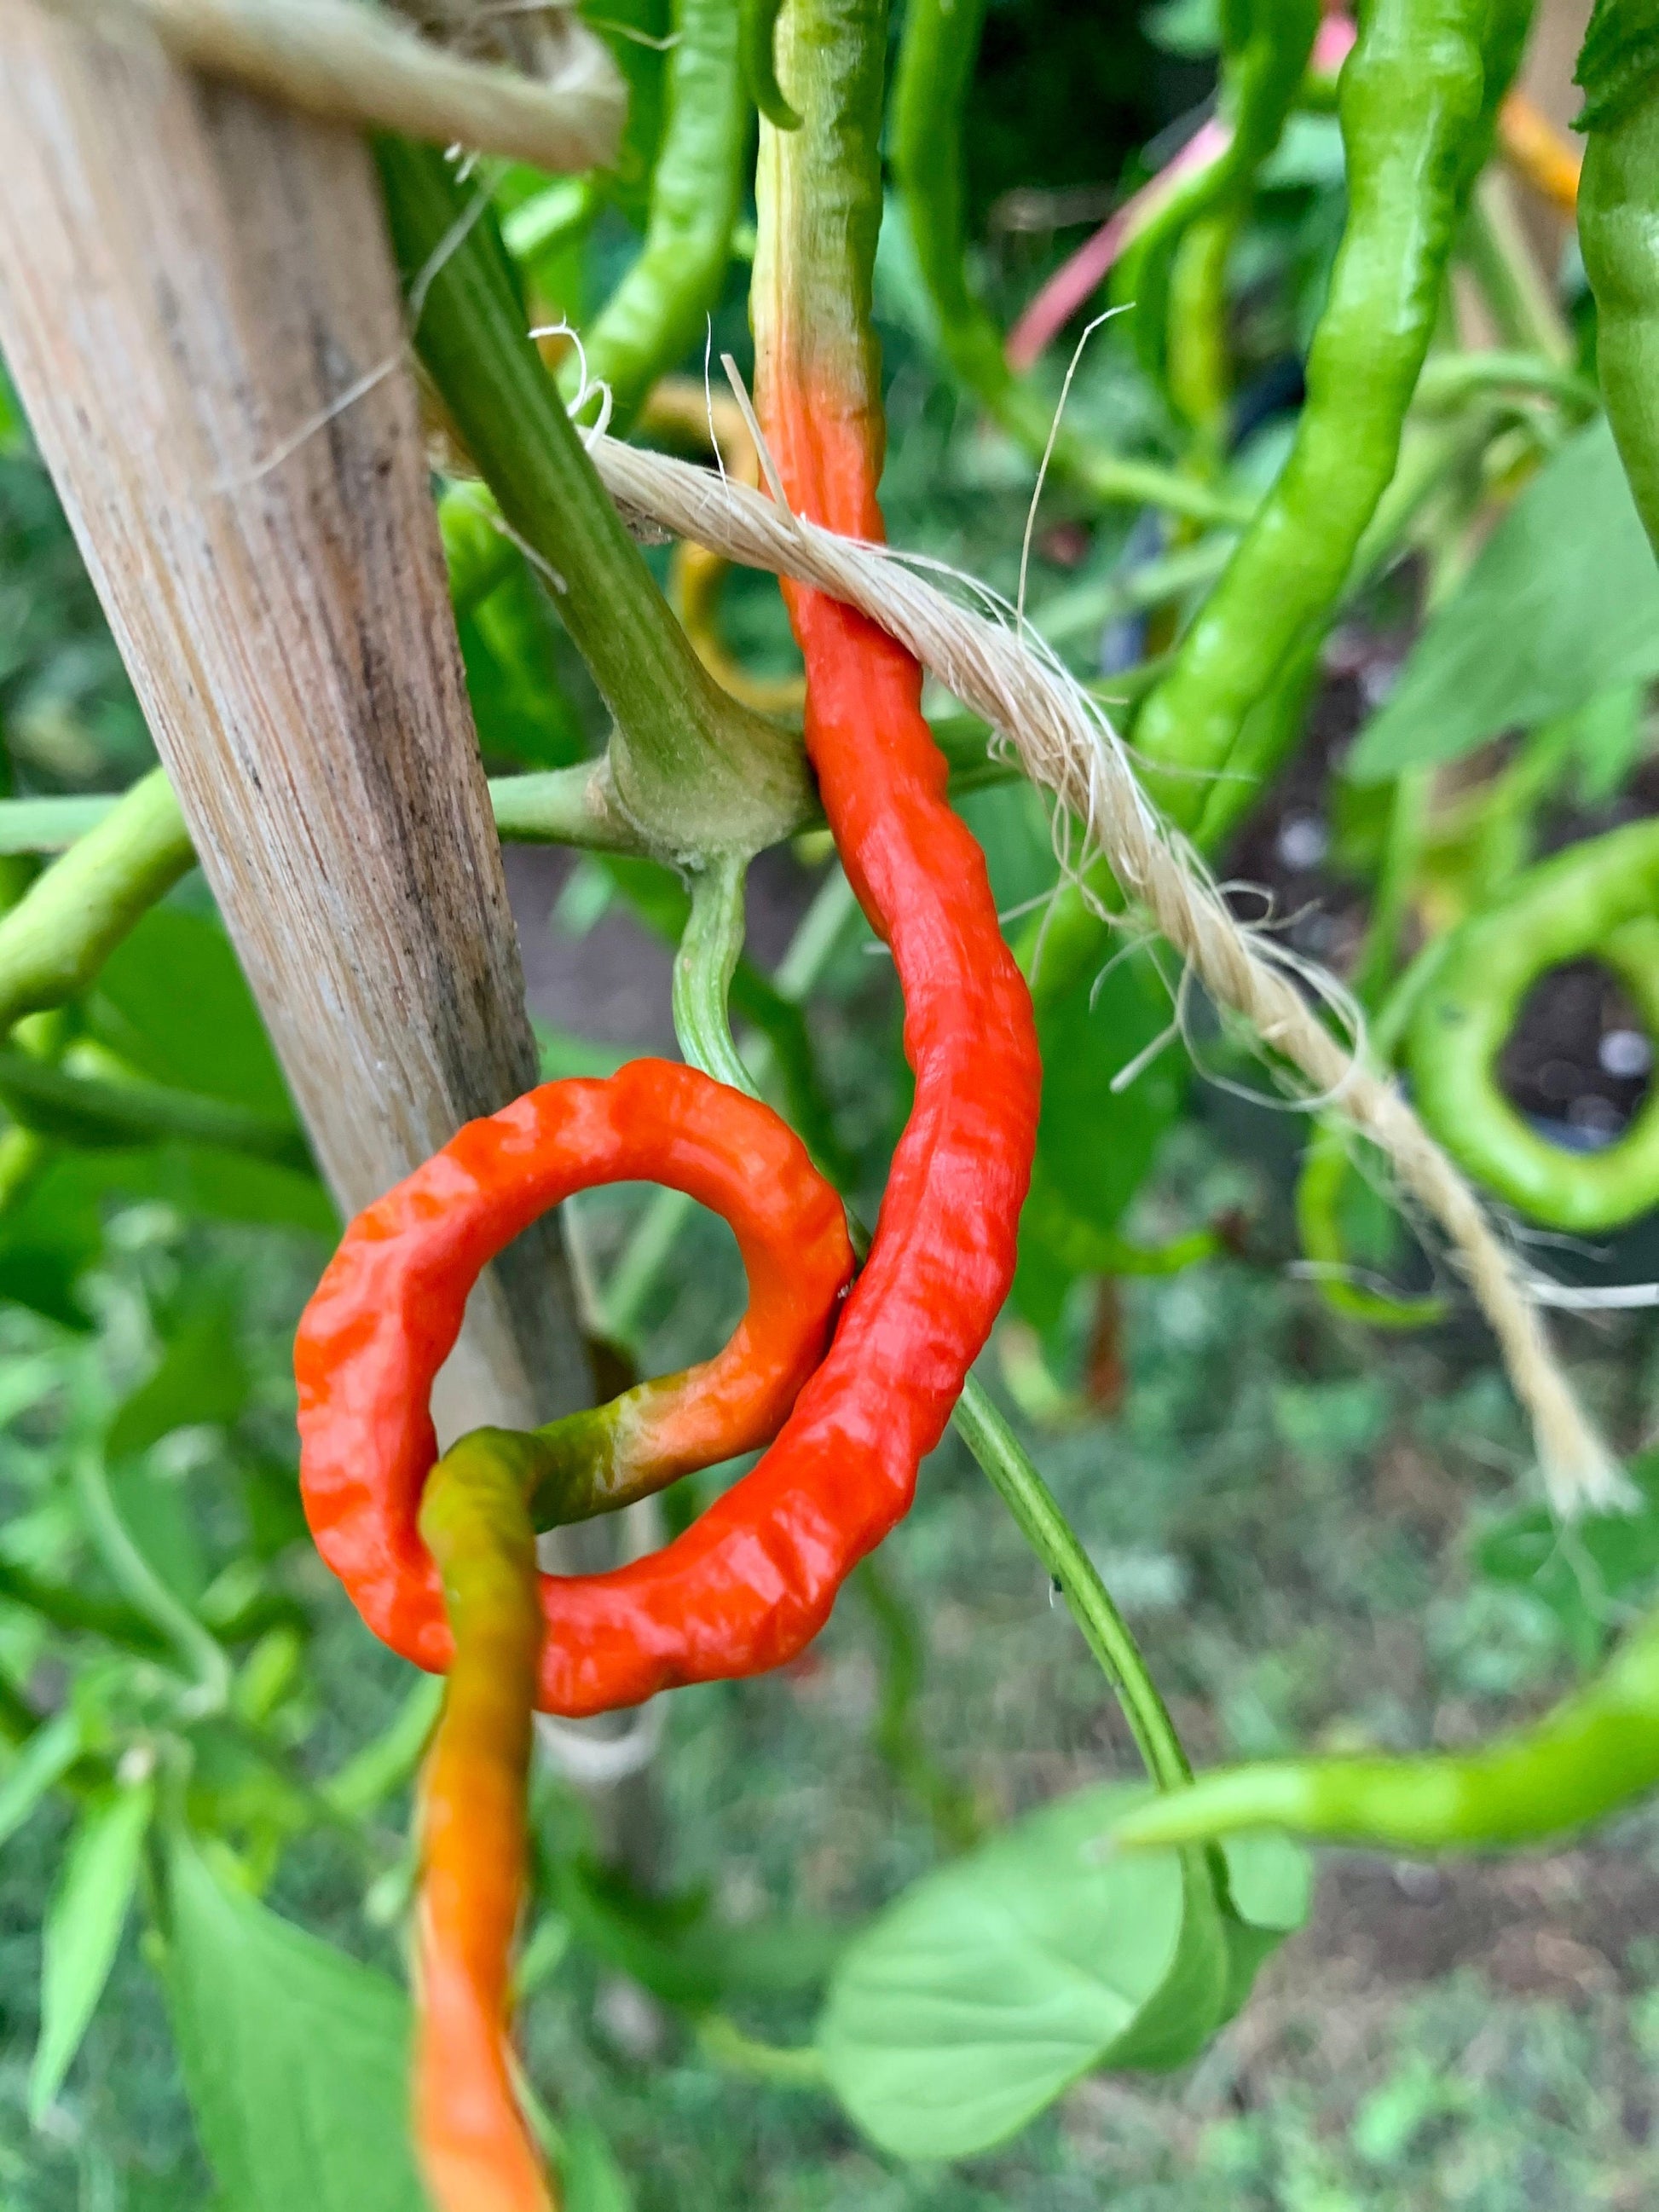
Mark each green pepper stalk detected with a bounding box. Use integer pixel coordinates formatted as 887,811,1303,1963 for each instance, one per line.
376,137,812,868
1113,0,1321,410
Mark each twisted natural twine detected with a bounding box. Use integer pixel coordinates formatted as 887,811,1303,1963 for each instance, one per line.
593,432,1622,1517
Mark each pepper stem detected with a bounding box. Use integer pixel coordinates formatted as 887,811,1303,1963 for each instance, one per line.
376,137,814,870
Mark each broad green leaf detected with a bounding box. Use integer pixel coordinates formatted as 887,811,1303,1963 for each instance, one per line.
1348,419,1659,783
88,908,299,1121
43,1142,335,1243
0,1709,84,1848
107,1302,250,1460
162,1834,428,2212
817,1782,1309,2160
1569,684,1647,806
31,1777,153,2122
0,1155,107,1327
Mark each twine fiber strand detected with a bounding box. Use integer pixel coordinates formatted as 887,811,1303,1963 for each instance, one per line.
591,433,1621,1517
45,0,626,172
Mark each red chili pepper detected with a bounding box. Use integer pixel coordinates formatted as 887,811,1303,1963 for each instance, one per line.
296,1059,857,1712
751,0,1042,1565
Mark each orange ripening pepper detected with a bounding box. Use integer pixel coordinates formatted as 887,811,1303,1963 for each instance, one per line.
413,1429,551,2212
295,1059,859,1712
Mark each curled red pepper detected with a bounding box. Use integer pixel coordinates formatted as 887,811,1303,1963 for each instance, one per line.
296,1059,856,1713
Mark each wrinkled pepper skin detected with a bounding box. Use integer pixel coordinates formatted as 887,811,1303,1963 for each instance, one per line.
295,1059,856,1712
749,0,1042,1635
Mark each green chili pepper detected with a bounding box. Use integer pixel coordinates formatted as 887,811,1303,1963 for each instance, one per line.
1132,0,1531,832
1113,1604,1659,1854
572,0,753,434
1578,0,1659,559
889,0,1253,531
1405,817,1659,1233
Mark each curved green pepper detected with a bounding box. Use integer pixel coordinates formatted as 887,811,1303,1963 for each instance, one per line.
1406,817,1659,1233
889,0,1253,530
1114,1604,1659,1854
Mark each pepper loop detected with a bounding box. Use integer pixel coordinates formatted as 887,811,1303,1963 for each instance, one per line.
1405,818,1659,1233
296,1058,855,1713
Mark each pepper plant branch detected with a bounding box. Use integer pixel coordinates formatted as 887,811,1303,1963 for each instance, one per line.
377,136,812,867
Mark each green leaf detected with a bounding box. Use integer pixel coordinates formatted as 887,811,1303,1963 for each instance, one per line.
0,1709,84,1849
459,564,588,771
0,1155,107,1327
161,1834,428,2212
560,2111,634,2212
1014,944,1187,1328
31,1776,153,2122
107,1302,250,1460
87,908,299,1122
1569,684,1647,806
49,1142,335,1242
816,1782,1308,2159
1348,419,1659,783
1477,1445,1659,1665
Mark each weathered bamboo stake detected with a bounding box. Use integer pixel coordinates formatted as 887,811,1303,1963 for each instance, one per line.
0,0,592,1440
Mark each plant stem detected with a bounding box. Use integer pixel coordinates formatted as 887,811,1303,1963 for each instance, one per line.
72,1451,230,1714
376,136,812,865
951,1377,1191,1792
670,857,751,1094
0,771,192,1036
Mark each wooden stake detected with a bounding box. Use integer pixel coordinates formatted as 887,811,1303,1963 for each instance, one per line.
0,0,591,1436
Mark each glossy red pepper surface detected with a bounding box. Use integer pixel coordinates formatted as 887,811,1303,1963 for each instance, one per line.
296,1058,857,1712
